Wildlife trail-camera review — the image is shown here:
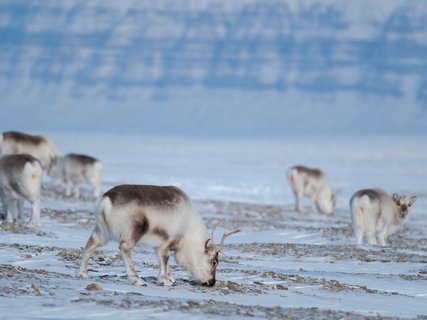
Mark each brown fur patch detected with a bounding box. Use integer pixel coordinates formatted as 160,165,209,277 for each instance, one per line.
132,215,149,244
152,227,169,241
96,210,110,234
293,165,323,178
3,131,45,145
104,185,188,208
168,238,182,252
161,254,169,267
66,153,98,165
1,154,40,168
85,236,97,250
352,189,380,201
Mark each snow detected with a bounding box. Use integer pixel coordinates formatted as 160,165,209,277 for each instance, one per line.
0,133,426,319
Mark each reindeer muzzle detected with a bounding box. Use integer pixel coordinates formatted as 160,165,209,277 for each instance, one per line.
204,278,216,287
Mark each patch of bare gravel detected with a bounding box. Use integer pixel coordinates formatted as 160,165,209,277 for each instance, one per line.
1,195,426,319
71,292,405,320
227,242,427,263
42,208,95,228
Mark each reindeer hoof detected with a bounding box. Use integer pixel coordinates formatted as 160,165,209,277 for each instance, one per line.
27,221,41,228
131,277,146,286
76,271,88,279
159,275,176,286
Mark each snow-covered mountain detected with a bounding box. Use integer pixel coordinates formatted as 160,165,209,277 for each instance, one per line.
0,0,426,136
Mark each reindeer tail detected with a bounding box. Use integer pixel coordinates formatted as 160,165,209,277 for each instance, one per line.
287,168,297,187
350,194,370,223
19,159,42,201
94,195,112,241
93,160,103,172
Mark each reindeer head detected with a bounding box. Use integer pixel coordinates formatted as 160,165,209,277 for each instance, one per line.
392,193,417,219
46,156,64,184
186,224,240,287
316,187,336,216
46,156,62,178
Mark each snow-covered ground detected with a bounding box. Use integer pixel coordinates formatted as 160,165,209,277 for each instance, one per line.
0,133,426,319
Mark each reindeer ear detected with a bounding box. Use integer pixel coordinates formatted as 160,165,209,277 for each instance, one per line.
392,193,401,204
409,196,417,206
204,239,214,253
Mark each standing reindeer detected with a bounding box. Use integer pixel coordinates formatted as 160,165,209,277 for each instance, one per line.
287,165,335,215
0,154,42,227
1,131,57,171
350,188,416,246
77,185,239,286
48,153,102,198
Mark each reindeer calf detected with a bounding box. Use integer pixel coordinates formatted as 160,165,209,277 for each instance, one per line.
1,131,57,171
0,154,42,227
77,184,239,286
287,165,335,215
350,188,416,246
49,153,102,198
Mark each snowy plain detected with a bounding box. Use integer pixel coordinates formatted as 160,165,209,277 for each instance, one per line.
0,132,426,319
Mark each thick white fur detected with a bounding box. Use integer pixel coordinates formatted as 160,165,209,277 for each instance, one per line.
287,166,335,215
1,132,57,171
49,155,102,198
0,155,42,227
77,188,217,286
350,188,416,246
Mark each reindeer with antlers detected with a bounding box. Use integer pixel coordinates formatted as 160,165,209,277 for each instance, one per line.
77,185,239,287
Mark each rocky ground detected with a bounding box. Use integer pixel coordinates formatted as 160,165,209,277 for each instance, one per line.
0,188,426,319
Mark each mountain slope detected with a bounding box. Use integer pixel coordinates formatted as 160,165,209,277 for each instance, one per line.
0,0,426,136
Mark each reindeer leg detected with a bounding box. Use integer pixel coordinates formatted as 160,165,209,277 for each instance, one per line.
77,229,103,278
65,179,72,197
0,194,6,220
27,198,41,228
156,245,175,286
120,240,146,286
87,173,101,198
310,194,317,212
353,223,364,245
292,190,299,211
73,182,80,199
296,192,304,213
366,226,377,246
17,199,25,223
6,198,18,224
376,218,388,247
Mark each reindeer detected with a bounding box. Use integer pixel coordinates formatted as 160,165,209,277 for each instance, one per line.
1,131,57,171
48,153,102,198
350,188,416,246
287,165,335,215
77,185,239,286
0,154,42,227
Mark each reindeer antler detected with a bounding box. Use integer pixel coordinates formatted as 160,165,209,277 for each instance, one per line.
216,229,240,253
211,221,220,243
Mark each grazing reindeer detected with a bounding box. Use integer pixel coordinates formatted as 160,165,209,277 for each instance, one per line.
287,165,335,215
48,153,102,198
1,131,57,171
0,154,42,227
350,188,416,246
77,185,240,287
